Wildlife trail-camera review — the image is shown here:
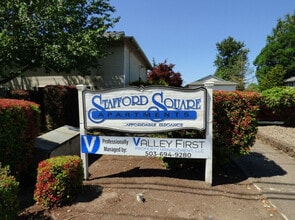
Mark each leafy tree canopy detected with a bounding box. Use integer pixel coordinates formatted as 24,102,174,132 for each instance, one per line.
0,0,119,84
147,60,183,87
245,82,259,92
254,12,295,91
214,36,250,90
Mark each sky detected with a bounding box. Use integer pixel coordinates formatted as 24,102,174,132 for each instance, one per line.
109,0,295,86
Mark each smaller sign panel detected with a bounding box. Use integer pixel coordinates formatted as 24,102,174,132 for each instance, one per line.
81,135,211,159
83,86,206,132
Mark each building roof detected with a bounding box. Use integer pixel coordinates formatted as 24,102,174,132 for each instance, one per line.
124,36,152,69
106,31,152,69
284,76,295,82
187,75,237,86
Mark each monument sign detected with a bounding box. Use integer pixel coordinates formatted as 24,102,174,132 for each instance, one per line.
77,84,214,184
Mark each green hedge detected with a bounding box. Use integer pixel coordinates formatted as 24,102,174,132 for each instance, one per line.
0,98,40,179
259,86,295,126
34,155,84,208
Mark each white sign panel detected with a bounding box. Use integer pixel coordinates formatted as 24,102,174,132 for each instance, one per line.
83,86,206,132
81,135,211,159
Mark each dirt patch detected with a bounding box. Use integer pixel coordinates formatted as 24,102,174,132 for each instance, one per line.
19,154,283,220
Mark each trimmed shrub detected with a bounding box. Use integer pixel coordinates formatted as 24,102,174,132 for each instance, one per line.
213,91,260,165
259,86,295,126
34,155,84,208
4,89,46,131
0,99,40,179
42,85,68,130
162,91,260,169
42,85,78,130
0,163,19,220
4,86,79,131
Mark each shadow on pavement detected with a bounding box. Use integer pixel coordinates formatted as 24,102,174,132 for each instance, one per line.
233,152,287,178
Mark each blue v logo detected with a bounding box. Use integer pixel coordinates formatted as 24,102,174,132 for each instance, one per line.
81,135,100,154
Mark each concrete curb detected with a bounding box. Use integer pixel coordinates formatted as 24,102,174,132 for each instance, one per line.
257,130,295,158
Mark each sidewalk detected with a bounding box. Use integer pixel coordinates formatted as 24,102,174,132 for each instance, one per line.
234,137,295,220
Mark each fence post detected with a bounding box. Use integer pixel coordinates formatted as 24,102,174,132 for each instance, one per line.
77,84,89,180
204,82,214,185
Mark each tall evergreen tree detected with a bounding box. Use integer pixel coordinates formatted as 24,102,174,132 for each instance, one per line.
214,36,249,90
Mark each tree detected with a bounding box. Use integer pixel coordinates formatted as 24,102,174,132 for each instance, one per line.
0,0,119,84
214,36,250,90
254,13,295,91
258,65,286,91
246,83,259,92
147,60,183,87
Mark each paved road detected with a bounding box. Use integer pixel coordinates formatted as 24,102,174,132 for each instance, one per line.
235,139,295,220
